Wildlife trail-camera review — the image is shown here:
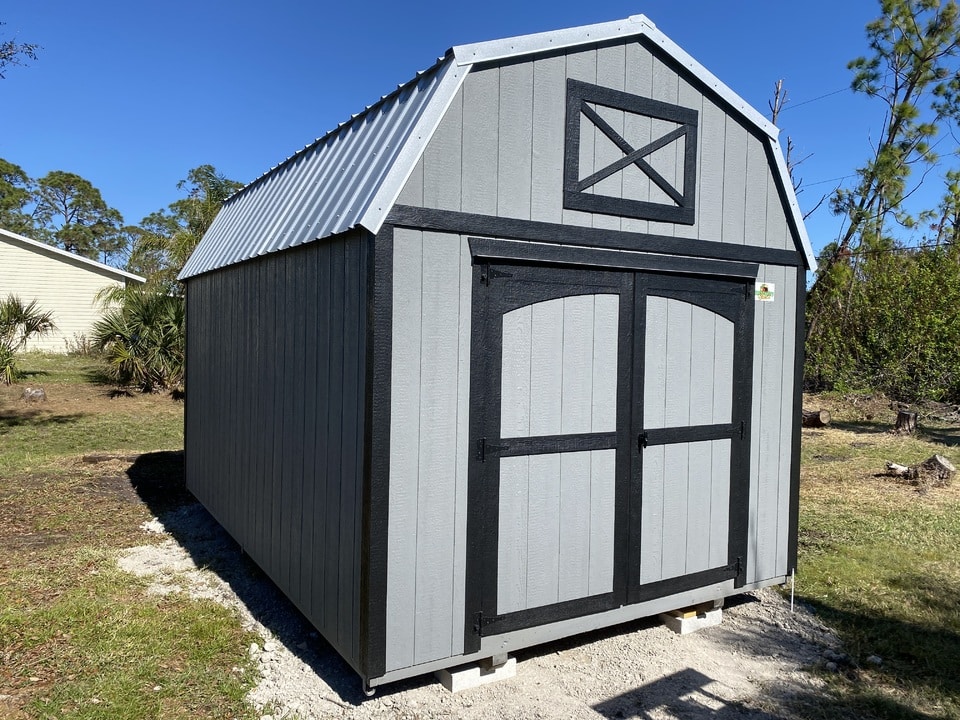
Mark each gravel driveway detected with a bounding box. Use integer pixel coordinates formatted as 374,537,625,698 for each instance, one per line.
120,503,836,719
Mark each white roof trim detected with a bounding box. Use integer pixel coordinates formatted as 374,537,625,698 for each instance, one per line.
356,57,469,235
0,227,146,283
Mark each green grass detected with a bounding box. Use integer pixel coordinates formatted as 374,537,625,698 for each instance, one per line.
796,404,960,719
0,353,256,719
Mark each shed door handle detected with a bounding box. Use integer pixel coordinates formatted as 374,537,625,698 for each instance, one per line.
637,432,648,452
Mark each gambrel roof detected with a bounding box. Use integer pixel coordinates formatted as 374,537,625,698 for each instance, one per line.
180,15,815,280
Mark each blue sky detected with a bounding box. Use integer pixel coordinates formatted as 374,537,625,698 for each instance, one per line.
0,0,920,260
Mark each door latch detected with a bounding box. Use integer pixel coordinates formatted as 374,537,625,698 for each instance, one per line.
637,432,648,452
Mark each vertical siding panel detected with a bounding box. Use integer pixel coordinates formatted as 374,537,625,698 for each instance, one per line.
713,315,735,424
311,242,333,628
621,41,655,236
497,62,534,220
412,233,461,665
324,239,346,633
270,258,285,581
709,440,732,568
529,299,563,436
385,230,422,671
747,268,765,585
721,117,749,245
639,445,665,584
684,441,712,574
560,295,594,434
688,306,716,423
776,271,798,574
300,246,319,616
592,44,626,232
526,453,562,607
643,296,668,430
530,55,567,224
698,98,726,241
397,156,424,207
461,69,499,215
765,168,791,251
743,138,769,247
646,61,680,238
339,237,361,652
756,265,786,581
558,451,591,601
497,456,530,613
279,253,296,591
423,88,463,212
591,294,619,434
588,449,616,595
563,49,597,228
500,306,532,437
672,78,704,240
659,443,689,579
663,300,692,428
288,251,308,601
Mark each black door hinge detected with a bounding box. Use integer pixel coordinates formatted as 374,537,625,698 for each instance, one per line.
637,431,648,452
477,437,508,462
479,264,513,286
473,611,483,635
739,420,745,440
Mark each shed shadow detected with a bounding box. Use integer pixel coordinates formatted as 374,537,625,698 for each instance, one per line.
592,668,772,719
0,408,86,429
124,451,417,705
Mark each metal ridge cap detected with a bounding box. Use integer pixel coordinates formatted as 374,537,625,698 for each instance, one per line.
451,14,655,66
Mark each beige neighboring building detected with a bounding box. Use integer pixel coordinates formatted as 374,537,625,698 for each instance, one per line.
0,227,145,352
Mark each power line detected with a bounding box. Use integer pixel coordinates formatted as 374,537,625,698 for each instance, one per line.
779,87,849,113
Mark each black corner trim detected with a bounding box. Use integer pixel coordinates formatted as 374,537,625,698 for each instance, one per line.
564,78,698,225
360,226,393,680
387,205,801,268
468,237,759,279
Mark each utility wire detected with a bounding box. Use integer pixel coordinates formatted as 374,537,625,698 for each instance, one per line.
779,87,849,113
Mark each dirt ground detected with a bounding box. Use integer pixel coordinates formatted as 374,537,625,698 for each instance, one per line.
120,502,837,720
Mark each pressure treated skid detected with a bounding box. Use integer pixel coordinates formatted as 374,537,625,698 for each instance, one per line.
179,15,814,689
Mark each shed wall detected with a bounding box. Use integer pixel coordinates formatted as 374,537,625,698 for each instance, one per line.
0,237,130,352
395,40,793,253
185,231,368,670
385,227,799,673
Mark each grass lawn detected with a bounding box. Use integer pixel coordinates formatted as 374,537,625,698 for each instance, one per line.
795,393,960,719
0,353,257,719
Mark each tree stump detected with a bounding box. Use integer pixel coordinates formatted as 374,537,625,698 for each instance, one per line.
894,410,917,434
801,409,831,428
886,454,955,490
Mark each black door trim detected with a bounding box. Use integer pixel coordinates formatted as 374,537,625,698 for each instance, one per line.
468,237,759,279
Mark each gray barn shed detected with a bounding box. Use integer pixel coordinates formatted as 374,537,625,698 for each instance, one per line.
179,15,815,690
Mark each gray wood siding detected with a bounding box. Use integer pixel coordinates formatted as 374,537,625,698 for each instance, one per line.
498,449,616,613
496,293,619,613
747,265,798,584
386,229,472,672
184,231,368,671
641,296,734,584
500,294,618,437
398,41,798,253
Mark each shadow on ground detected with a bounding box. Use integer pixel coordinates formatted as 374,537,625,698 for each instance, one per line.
124,451,397,705
0,409,86,429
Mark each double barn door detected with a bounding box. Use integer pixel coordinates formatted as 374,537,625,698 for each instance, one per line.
465,258,754,648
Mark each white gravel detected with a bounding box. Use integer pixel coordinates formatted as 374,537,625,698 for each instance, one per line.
119,503,837,719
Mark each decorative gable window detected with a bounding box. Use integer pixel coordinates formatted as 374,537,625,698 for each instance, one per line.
564,79,698,224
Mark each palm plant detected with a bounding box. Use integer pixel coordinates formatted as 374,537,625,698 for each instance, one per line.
92,286,184,392
0,295,56,384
